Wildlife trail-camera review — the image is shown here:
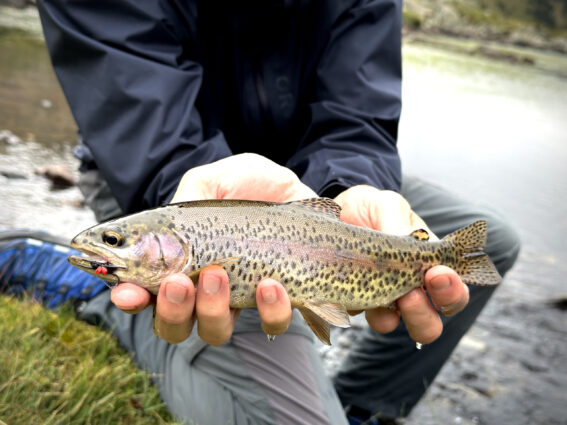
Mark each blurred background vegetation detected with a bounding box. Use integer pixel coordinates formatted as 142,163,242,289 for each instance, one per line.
403,0,567,51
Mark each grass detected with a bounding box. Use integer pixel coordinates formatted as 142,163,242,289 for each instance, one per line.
0,296,181,425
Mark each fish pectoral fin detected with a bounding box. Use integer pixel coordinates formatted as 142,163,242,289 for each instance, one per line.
410,228,430,241
213,256,241,267
186,256,241,283
299,301,351,345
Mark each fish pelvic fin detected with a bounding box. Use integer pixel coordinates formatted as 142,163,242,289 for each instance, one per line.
444,220,502,286
298,301,350,345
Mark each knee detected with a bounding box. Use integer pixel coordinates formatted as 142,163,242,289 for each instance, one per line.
481,209,521,276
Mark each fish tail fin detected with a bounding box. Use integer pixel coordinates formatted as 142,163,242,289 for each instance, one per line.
444,220,502,286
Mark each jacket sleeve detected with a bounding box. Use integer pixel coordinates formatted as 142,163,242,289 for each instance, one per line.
287,0,402,197
37,0,232,213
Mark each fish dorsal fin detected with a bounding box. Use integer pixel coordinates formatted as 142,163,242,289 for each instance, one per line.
298,301,350,345
288,198,342,220
410,228,430,241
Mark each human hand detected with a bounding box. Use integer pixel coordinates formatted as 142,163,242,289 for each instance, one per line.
111,153,314,344
334,185,470,344
171,152,317,202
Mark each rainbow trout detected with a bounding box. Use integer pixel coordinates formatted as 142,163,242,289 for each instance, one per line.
68,198,501,344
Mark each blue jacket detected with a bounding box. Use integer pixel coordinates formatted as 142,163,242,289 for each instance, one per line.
38,0,402,214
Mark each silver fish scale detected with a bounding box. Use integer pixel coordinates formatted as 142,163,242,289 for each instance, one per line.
165,200,451,310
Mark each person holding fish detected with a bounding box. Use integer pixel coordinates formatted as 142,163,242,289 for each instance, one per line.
22,0,521,424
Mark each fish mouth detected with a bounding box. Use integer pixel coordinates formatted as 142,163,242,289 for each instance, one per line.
67,248,127,287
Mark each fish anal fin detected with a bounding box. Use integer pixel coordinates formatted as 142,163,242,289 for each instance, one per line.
410,228,430,241
304,301,350,327
299,308,332,345
288,198,342,220
299,301,350,345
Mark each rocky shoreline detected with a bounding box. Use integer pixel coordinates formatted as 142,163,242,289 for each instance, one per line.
2,2,567,56
403,0,567,54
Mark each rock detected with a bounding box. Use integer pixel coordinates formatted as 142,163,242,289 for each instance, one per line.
474,46,536,65
40,98,53,109
403,0,567,54
547,295,567,311
0,130,22,145
0,170,27,179
34,164,76,189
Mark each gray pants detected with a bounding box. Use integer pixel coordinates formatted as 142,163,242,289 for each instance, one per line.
78,174,520,424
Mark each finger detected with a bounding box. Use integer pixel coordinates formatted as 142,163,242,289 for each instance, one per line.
111,282,152,314
373,192,437,239
425,265,470,316
365,307,401,334
256,279,292,336
171,165,213,202
217,153,317,201
372,190,416,235
154,273,196,344
196,266,234,346
397,287,443,344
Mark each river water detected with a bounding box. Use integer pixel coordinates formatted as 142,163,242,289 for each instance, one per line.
1,15,566,425
400,41,567,425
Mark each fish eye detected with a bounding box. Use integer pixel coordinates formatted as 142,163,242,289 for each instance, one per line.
102,231,124,247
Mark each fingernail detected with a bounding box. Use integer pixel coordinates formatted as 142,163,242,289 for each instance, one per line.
202,274,221,294
113,288,139,308
430,275,451,290
439,285,469,315
165,281,188,304
260,283,278,304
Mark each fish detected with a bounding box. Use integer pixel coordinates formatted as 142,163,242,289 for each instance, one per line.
67,198,501,345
